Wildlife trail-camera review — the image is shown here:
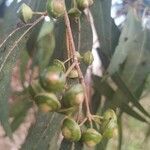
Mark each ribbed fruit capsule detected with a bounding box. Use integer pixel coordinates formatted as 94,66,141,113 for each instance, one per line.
68,8,81,18
102,126,118,139
68,69,79,79
83,51,94,65
34,93,61,112
47,0,65,18
61,117,81,141
18,3,33,23
40,66,66,92
103,109,117,122
62,84,84,107
29,79,45,98
82,128,102,147
76,51,83,61
101,109,118,139
77,0,93,10
52,59,66,72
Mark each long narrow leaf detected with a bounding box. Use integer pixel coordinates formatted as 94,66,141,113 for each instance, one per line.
112,73,150,119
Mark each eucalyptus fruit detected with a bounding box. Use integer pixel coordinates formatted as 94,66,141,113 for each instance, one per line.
83,51,94,65
103,109,117,122
101,109,118,139
47,0,65,18
29,79,45,98
82,128,102,147
61,117,81,141
18,3,33,23
62,84,84,107
68,8,81,18
76,51,83,61
68,69,79,79
40,66,66,92
52,59,66,72
34,93,61,112
77,0,93,10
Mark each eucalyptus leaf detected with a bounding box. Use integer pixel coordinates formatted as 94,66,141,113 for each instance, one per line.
10,95,32,132
112,73,150,119
0,24,32,136
108,9,142,74
22,112,64,150
122,104,149,123
36,20,55,71
91,0,119,58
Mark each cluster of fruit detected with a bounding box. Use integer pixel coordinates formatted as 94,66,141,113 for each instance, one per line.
18,0,94,23
61,109,118,147
18,0,118,147
29,56,92,113
29,58,117,147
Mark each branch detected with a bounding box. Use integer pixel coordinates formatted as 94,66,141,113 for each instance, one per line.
64,10,93,122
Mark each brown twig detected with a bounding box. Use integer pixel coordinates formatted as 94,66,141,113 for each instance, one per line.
64,9,93,122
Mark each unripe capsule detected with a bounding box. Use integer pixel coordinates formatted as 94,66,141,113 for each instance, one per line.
68,8,81,18
34,93,61,112
77,0,93,10
40,66,66,92
82,128,102,147
83,51,94,65
52,59,66,72
68,69,79,79
103,109,117,122
29,79,45,98
47,0,65,18
18,3,33,23
62,84,84,107
101,109,118,139
61,117,81,141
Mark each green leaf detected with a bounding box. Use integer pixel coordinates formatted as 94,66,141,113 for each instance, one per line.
112,73,150,119
19,50,30,86
22,112,64,150
91,0,120,58
109,10,150,119
108,9,142,74
0,0,46,136
0,25,32,136
10,96,32,132
36,20,55,71
119,29,150,97
60,139,83,150
121,104,149,123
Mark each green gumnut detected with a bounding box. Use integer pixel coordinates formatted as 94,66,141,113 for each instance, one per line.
101,109,118,139
52,59,66,72
62,84,84,107
29,79,45,98
47,0,65,18
40,66,66,92
83,51,94,65
76,0,93,10
82,128,102,147
18,3,33,23
34,92,61,112
61,117,81,141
